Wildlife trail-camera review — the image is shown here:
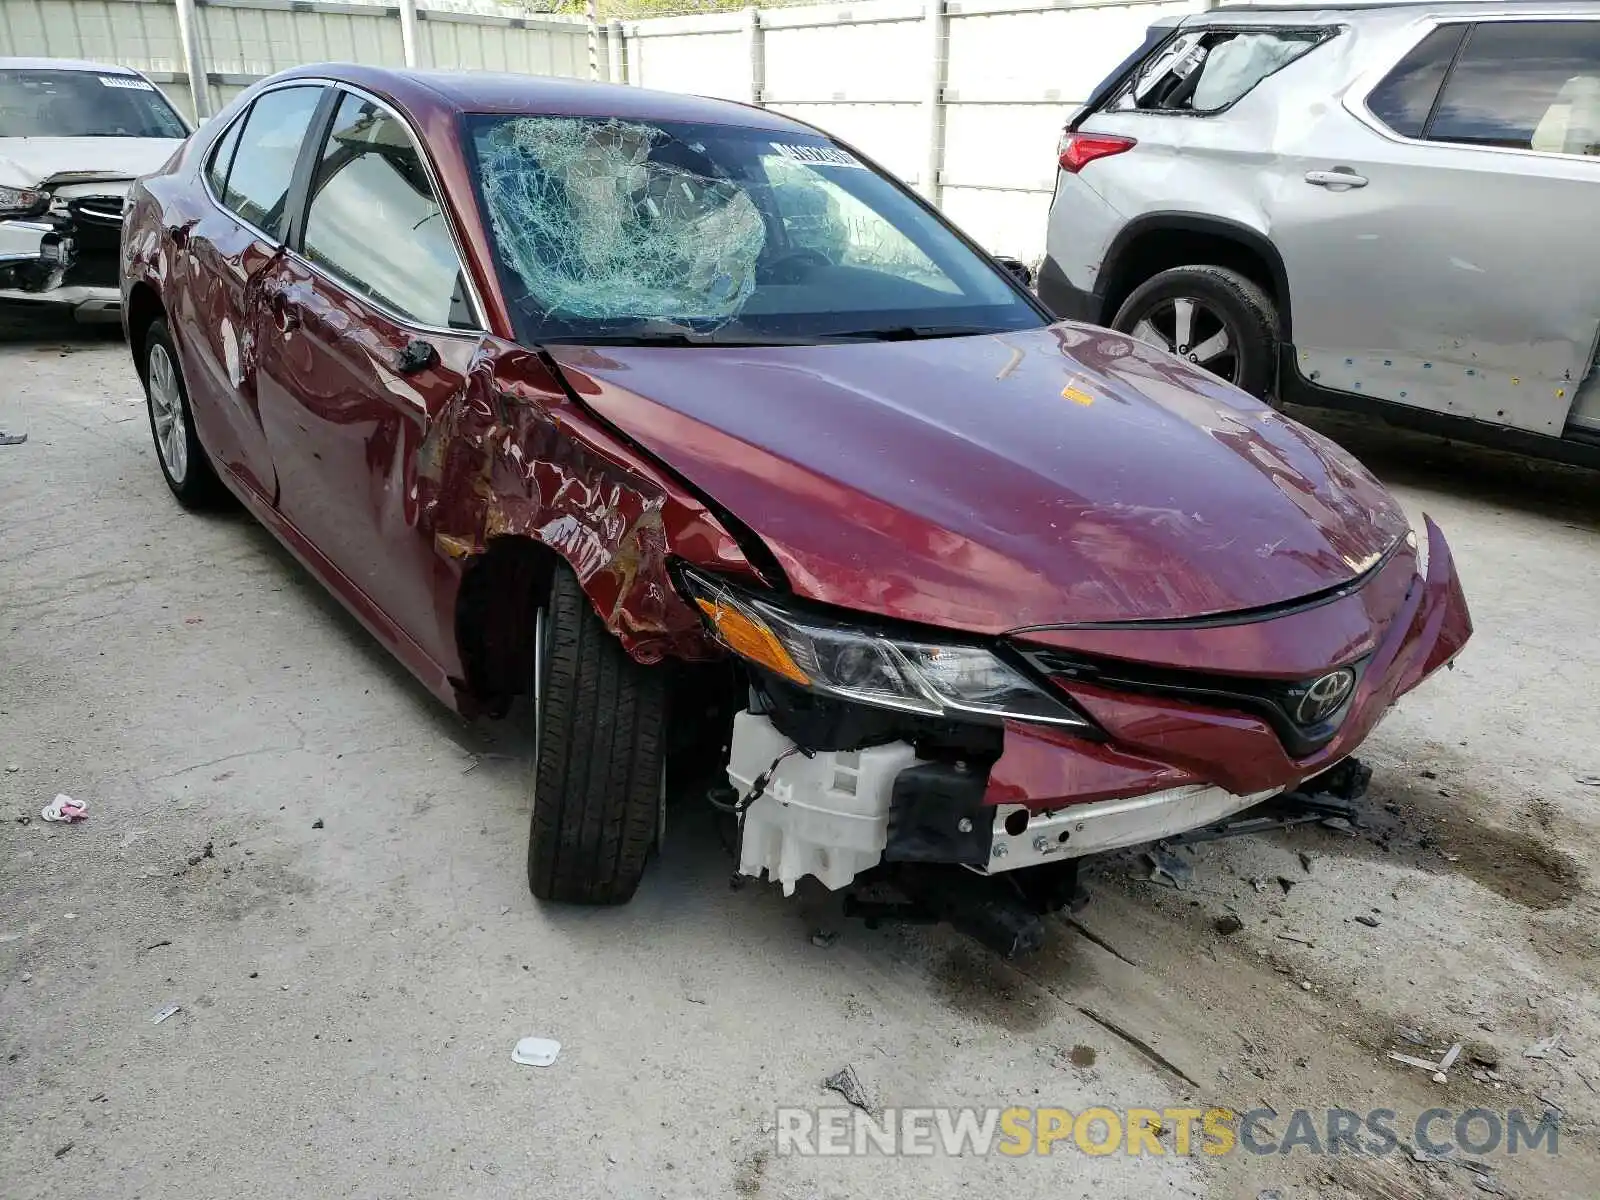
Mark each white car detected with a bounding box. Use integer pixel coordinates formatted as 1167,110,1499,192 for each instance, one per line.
1,57,190,326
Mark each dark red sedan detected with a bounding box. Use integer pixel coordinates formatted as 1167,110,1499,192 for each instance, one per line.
122,65,1470,951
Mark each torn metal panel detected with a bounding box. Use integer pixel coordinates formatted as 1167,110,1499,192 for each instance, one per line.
417,340,757,666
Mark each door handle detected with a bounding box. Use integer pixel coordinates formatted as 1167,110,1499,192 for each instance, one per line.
1305,169,1368,189
270,289,302,332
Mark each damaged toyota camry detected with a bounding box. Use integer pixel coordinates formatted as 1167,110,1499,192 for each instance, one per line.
122,66,1471,954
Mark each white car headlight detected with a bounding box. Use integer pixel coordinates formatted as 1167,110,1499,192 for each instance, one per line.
681,569,1095,730
0,184,48,218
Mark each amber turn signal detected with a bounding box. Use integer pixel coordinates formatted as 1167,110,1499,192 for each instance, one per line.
695,596,811,686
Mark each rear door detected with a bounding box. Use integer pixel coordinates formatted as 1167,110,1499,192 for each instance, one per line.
181,83,327,500
1271,17,1600,437
253,87,485,674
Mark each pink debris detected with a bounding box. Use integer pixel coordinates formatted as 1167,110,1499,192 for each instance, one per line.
41,795,88,823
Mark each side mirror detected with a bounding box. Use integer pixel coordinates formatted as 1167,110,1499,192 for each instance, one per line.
995,256,1034,288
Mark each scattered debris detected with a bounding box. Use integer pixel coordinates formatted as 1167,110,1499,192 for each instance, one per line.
4,764,17,773
53,1142,72,1159
20,972,32,983
1354,914,1381,928
143,940,172,952
1250,877,1268,893
1524,1034,1563,1059
1419,770,1437,780
1466,1043,1499,1068
822,1064,876,1113
1321,816,1356,834
1299,980,1313,991
1213,914,1243,937
0,432,26,447
1389,1042,1462,1081
151,1004,181,1026
311,819,324,830
1297,851,1313,873
511,1036,561,1067
1275,876,1296,895
14,816,29,826
1277,933,1314,946
1577,775,1600,787
1395,1025,1427,1046
684,994,707,1005
40,795,88,823
1258,1190,1283,1200
810,930,840,949
1144,848,1193,889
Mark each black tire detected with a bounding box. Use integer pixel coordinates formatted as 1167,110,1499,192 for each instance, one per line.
1110,265,1279,400
139,318,229,508
527,564,666,905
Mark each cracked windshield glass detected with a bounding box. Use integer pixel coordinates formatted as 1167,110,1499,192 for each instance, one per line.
467,115,1044,344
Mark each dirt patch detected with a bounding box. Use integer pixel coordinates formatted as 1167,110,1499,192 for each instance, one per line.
732,1146,768,1196
1287,774,1584,911
929,942,1050,1034
1067,1043,1097,1068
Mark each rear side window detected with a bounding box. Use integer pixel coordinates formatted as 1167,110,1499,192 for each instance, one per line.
300,92,474,329
1367,24,1467,138
215,85,325,239
1428,21,1600,155
1112,28,1328,113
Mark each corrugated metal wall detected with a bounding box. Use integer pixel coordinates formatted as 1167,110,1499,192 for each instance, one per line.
0,0,1193,260
0,0,590,120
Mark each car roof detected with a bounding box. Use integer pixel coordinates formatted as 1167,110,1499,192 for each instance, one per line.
275,64,820,135
0,57,144,74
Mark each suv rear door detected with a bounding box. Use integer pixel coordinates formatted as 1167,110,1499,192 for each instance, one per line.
1270,16,1600,438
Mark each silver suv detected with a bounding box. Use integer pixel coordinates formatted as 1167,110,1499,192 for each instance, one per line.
1039,2,1600,464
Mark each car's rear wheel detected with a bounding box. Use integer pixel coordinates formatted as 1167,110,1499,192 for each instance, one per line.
527,563,667,905
140,318,228,507
1111,265,1279,400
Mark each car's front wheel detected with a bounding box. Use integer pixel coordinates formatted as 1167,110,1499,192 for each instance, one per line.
526,563,667,905
1111,265,1279,400
140,318,228,507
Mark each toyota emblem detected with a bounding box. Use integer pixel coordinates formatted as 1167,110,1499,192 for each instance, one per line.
1296,668,1355,725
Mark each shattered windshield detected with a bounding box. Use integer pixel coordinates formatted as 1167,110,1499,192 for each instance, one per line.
0,70,188,139
466,115,1043,344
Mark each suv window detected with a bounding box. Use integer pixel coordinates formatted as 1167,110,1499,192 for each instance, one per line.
1428,21,1600,155
1113,28,1327,113
0,68,188,138
1367,24,1467,138
301,92,474,329
216,86,325,239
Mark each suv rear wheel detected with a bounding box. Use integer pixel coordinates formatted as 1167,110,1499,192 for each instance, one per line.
526,563,667,905
1111,265,1279,400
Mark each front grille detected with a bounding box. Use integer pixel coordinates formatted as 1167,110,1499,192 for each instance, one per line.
1017,647,1369,758
66,196,125,227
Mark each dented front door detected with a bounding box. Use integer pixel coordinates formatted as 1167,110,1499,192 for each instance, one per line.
253,253,480,676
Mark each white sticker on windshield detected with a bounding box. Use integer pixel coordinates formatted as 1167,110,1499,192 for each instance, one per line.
770,142,865,169
99,76,155,91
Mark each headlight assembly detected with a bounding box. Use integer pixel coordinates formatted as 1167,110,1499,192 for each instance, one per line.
680,569,1095,731
0,185,48,219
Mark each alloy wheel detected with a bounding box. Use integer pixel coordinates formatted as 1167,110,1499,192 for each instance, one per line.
147,342,189,484
1126,296,1241,385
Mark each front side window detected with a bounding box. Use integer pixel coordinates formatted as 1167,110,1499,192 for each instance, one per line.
466,115,1040,344
0,69,188,139
1111,28,1329,114
1426,21,1600,155
301,93,473,329
217,86,325,239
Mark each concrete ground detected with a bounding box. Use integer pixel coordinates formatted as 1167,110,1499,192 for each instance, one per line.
2,329,1597,1200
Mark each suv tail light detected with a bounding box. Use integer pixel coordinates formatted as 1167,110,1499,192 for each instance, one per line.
1057,131,1137,173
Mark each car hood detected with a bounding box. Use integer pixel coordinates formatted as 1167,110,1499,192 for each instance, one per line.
547,323,1409,633
0,137,182,189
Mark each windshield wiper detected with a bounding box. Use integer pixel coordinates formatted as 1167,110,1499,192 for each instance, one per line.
817,325,1003,341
